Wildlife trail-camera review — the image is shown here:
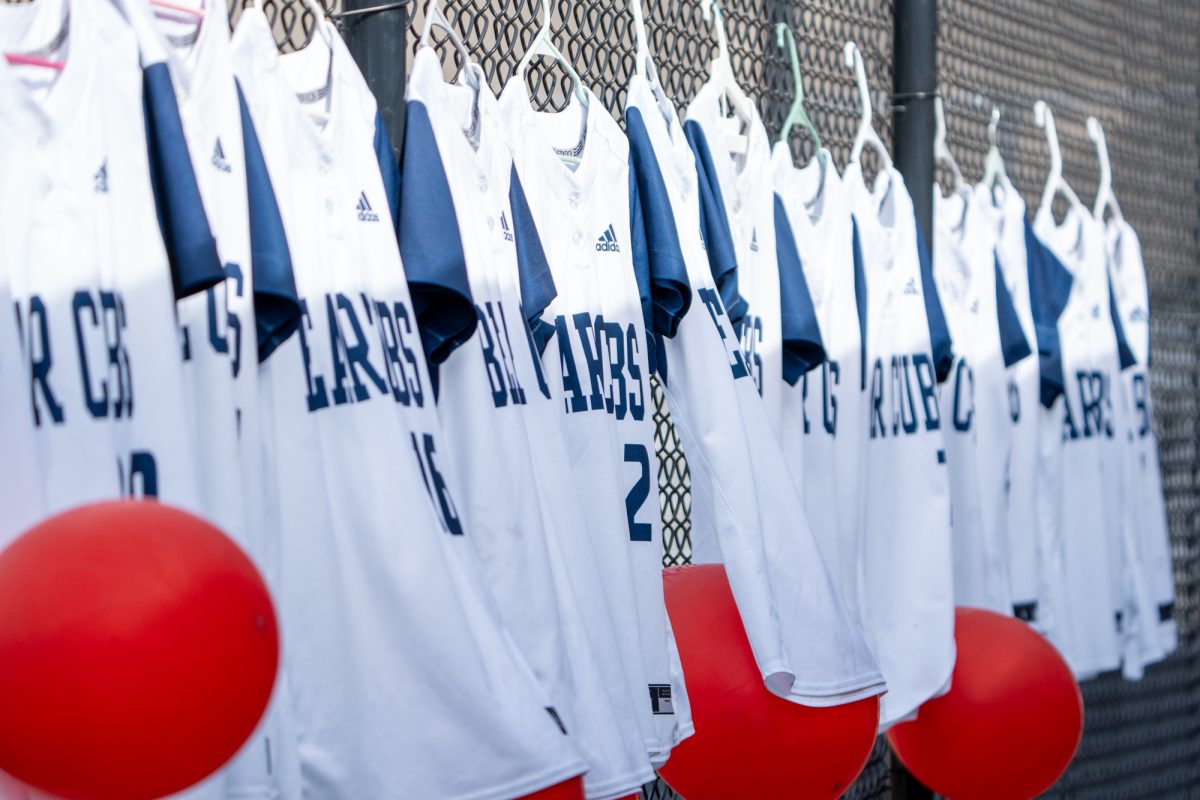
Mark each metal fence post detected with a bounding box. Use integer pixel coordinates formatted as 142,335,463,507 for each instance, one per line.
893,0,936,246
337,0,409,158
891,8,938,796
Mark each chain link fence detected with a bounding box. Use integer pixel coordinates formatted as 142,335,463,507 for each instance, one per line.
233,0,1200,796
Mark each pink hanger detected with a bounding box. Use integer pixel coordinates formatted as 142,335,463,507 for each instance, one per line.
150,0,204,19
3,53,65,71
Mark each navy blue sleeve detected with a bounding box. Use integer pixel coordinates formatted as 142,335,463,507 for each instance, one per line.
142,64,224,300
236,81,300,362
683,119,746,333
914,221,954,383
851,217,869,391
627,159,661,378
994,256,1032,368
396,101,477,367
508,165,557,355
625,107,692,339
374,110,401,235
1024,221,1073,407
1108,278,1137,370
774,194,825,384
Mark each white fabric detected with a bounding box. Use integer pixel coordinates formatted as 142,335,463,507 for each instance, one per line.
498,75,687,765
986,181,1048,628
409,49,653,799
844,163,956,727
631,74,884,706
684,86,785,433
231,13,584,798
774,150,868,627
933,187,1014,615
1105,218,1177,674
1034,204,1125,678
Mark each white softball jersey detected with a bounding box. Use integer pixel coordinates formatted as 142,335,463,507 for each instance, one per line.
498,75,688,764
987,181,1047,626
1106,218,1176,673
231,11,586,798
0,0,218,517
1035,204,1128,678
844,162,956,727
0,58,48,550
628,69,884,706
684,85,791,435
402,48,655,799
148,6,308,797
773,150,871,628
933,187,1031,615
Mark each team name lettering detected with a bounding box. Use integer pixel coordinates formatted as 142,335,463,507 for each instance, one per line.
297,291,425,413
1063,370,1114,440
869,352,940,438
696,287,750,381
740,313,764,395
16,290,136,427
476,300,527,408
951,359,975,432
802,360,840,436
554,312,645,421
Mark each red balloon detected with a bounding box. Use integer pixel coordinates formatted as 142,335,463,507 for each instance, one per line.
516,776,585,800
658,564,880,800
0,501,279,800
887,607,1083,799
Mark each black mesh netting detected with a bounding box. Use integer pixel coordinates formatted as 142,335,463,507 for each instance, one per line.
234,0,1200,797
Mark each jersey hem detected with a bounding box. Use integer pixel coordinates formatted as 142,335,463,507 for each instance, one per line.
782,676,889,708
584,766,657,800
877,652,957,729
442,760,587,800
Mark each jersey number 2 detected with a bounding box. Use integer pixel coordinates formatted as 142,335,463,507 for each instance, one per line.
623,443,652,542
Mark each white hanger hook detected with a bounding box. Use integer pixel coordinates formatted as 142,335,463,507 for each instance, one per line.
1034,99,1061,171
702,0,730,65
843,41,872,127
987,105,1001,150
630,0,649,75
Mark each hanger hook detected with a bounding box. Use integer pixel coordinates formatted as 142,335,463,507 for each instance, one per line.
776,24,803,105
630,0,649,76
1034,99,1062,170
843,42,872,129
701,0,730,65
987,105,1001,149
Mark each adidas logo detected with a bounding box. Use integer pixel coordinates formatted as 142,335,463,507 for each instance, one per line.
94,160,108,193
356,191,380,222
595,224,620,252
500,211,514,242
970,298,980,314
211,138,231,173
903,278,919,295
749,228,759,252
1129,306,1147,322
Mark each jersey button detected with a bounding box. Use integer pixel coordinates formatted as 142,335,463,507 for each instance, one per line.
572,230,583,246
568,191,581,209
478,175,489,193
324,198,335,215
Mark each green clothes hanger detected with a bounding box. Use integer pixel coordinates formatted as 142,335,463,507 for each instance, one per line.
775,23,825,168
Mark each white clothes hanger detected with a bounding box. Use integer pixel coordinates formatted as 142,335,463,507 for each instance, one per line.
700,0,751,155
933,95,964,193
630,0,651,79
1087,116,1124,224
1034,100,1085,217
299,0,334,50
419,0,471,82
981,105,1008,189
515,0,589,111
844,41,890,169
